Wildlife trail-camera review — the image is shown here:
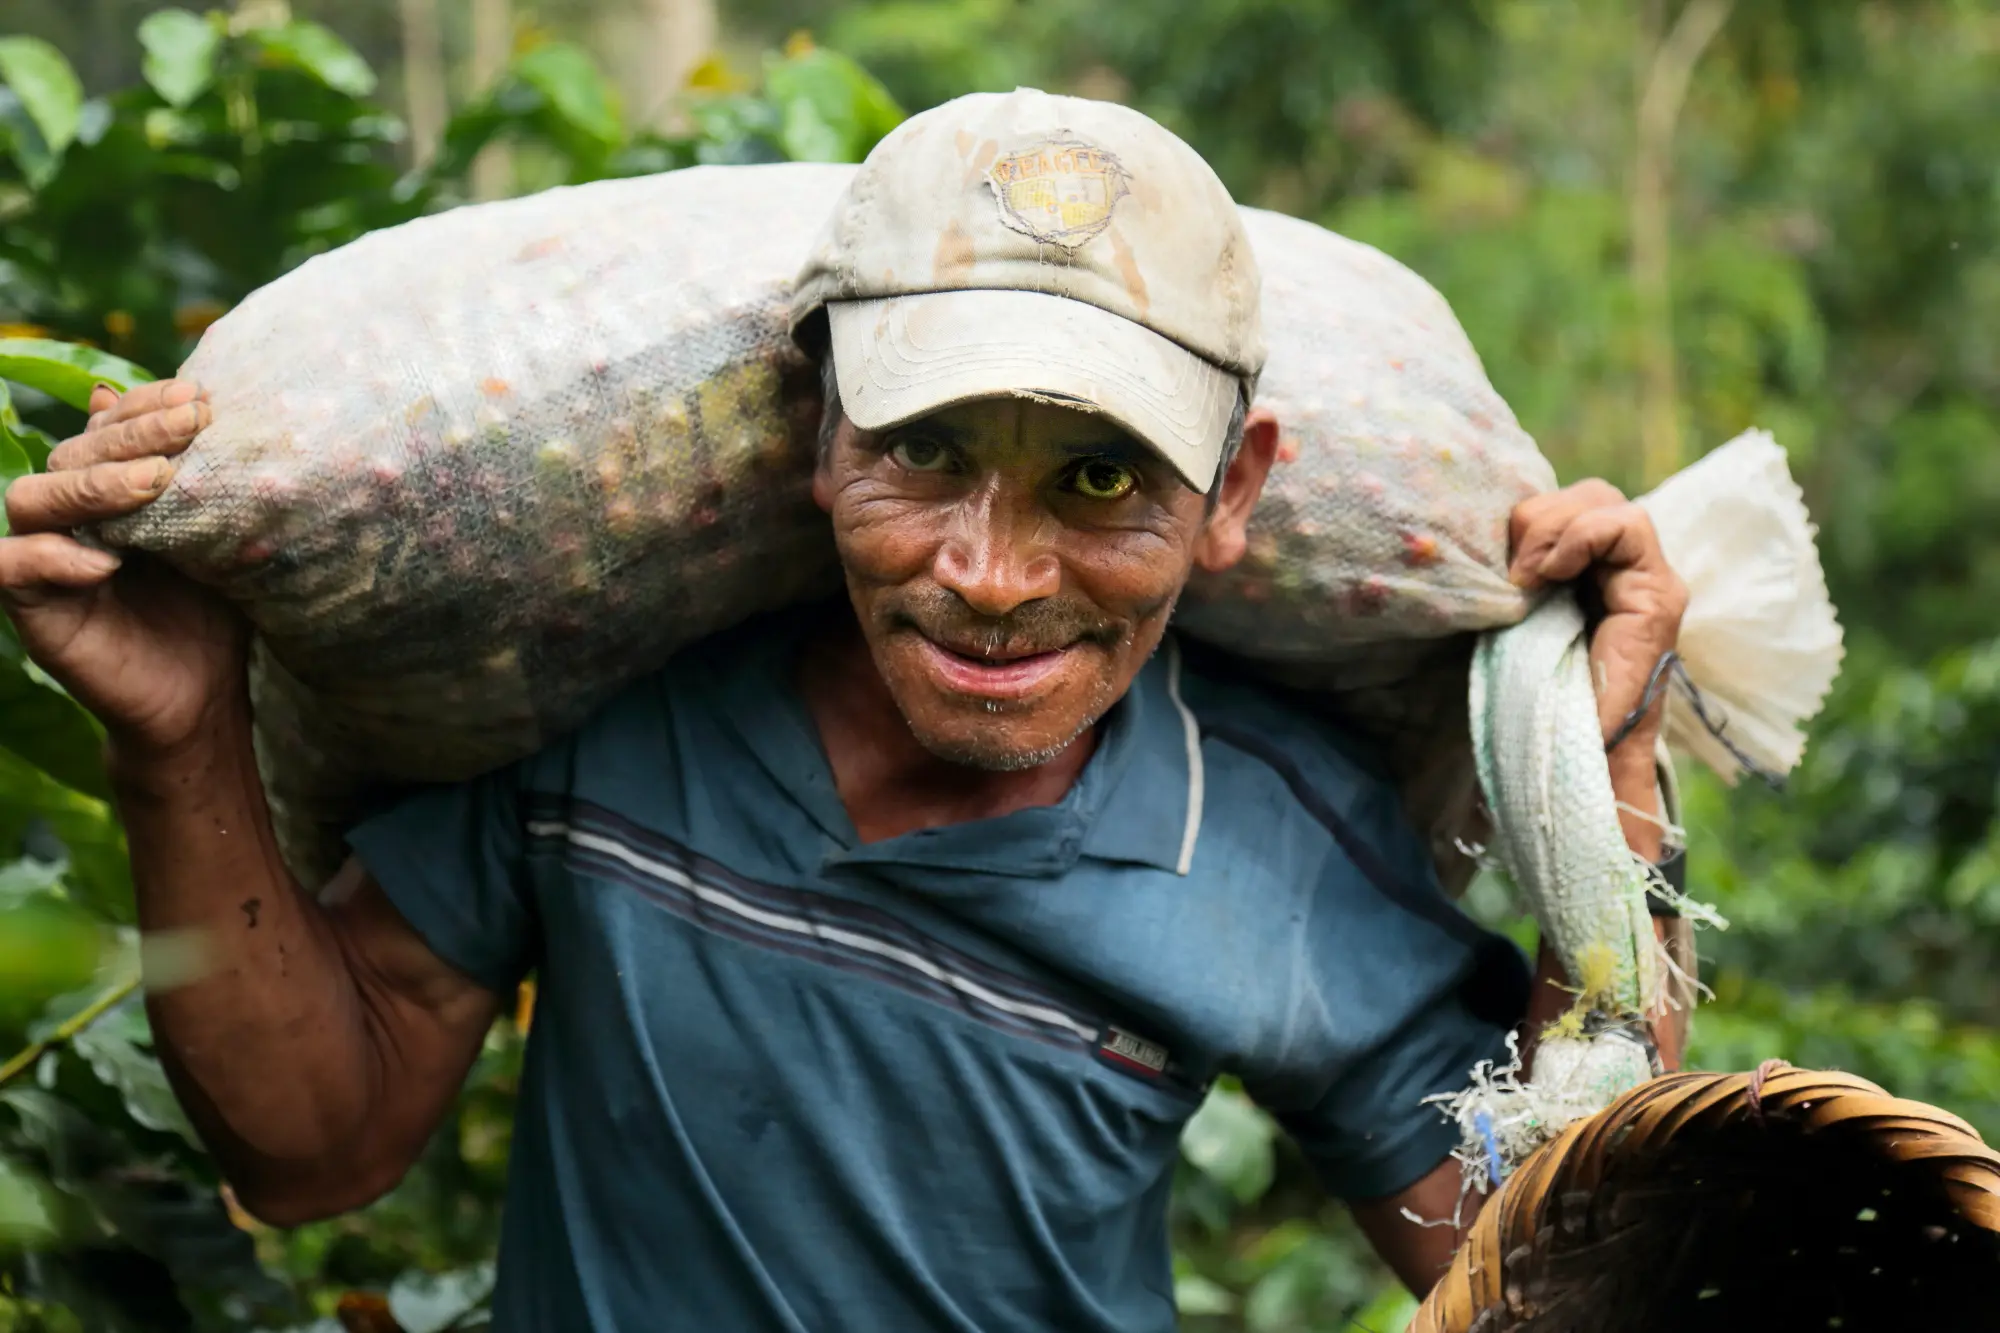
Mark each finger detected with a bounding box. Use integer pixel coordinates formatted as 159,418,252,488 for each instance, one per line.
1533,503,1659,585
83,378,206,433
50,397,211,470
1507,480,1626,586
86,384,119,421
1591,626,1678,739
1598,560,1689,626
6,459,175,534
0,533,122,601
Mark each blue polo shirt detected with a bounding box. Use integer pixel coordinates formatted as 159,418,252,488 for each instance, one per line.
348,611,1528,1332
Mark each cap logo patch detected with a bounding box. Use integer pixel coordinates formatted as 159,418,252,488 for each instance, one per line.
988,138,1129,248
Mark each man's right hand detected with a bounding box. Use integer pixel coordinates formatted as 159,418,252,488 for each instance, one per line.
9,381,500,1227
0,380,250,763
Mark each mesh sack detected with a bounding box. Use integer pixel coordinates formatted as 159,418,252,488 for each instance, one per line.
1182,208,1557,879
101,164,858,879
101,166,1558,883
1181,207,1556,654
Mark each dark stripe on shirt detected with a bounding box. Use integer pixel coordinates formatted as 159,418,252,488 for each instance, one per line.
521,796,1200,1091
1200,725,1532,1030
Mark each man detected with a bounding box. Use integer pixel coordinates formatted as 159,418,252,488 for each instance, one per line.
0,91,1687,1330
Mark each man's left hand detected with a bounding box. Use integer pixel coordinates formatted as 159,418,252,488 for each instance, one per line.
1506,480,1689,752
1506,480,1692,1074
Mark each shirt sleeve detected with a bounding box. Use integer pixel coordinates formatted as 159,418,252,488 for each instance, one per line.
344,764,538,995
1260,766,1529,1203
1276,980,1514,1202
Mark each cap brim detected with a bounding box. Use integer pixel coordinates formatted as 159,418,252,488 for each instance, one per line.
827,291,1239,492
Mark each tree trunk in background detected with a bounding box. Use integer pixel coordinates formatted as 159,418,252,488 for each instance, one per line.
1631,0,1735,485
605,0,718,132
469,0,514,199
233,0,292,28
397,0,448,168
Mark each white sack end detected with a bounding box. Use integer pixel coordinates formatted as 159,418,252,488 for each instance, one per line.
1636,429,1845,784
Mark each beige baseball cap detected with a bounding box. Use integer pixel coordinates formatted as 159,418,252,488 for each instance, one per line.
791,88,1264,492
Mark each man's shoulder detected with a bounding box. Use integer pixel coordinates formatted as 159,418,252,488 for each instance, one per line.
525,611,803,786
1173,643,1399,810
1168,641,1424,885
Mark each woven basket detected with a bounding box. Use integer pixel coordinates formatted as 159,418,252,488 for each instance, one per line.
1411,1062,2000,1333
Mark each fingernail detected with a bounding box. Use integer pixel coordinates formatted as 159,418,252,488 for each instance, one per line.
82,549,122,575
129,458,174,494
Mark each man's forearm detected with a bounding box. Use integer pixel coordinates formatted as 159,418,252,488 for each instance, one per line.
1523,734,1685,1065
1608,737,1687,1068
1608,740,1666,863
111,700,382,1185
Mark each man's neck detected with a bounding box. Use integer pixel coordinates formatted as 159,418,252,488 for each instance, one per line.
796,608,1098,845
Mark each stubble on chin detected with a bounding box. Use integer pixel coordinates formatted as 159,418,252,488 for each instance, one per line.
899,662,1130,772
863,583,1184,773
908,714,1093,773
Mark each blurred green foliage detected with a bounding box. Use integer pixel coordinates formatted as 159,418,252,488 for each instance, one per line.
0,0,1994,1330
0,10,907,1329
0,5,903,383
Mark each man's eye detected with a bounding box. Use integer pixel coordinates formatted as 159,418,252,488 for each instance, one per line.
1070,459,1138,501
888,437,952,472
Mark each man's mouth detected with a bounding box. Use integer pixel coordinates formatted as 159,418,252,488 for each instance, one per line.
914,635,1075,700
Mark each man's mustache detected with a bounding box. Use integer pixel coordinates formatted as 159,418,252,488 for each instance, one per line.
885,584,1123,659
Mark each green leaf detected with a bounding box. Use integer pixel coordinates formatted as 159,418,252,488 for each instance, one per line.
389,1264,497,1333
0,37,83,156
68,997,199,1147
0,1088,290,1323
0,749,131,922
0,339,157,410
1350,1286,1419,1332
0,430,27,539
0,88,59,189
0,900,104,1013
253,21,377,99
0,858,67,910
1172,1268,1237,1317
139,9,224,110
0,645,109,801
763,46,903,164
1238,1224,1366,1332
1178,1085,1277,1204
773,95,845,166
0,378,55,471
514,43,622,146
0,1154,59,1244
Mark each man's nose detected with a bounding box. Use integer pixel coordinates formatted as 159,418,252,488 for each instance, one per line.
933,481,1061,616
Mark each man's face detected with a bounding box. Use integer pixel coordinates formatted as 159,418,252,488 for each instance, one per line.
813,395,1273,771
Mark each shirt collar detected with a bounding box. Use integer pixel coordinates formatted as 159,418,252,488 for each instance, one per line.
1076,639,1203,874
700,615,1201,881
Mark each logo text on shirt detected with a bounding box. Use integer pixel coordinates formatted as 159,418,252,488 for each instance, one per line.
1097,1027,1169,1077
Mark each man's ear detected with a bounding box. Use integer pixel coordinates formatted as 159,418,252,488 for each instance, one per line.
1192,407,1280,573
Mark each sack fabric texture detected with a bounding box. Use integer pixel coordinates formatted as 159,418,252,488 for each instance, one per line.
103,163,1580,884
